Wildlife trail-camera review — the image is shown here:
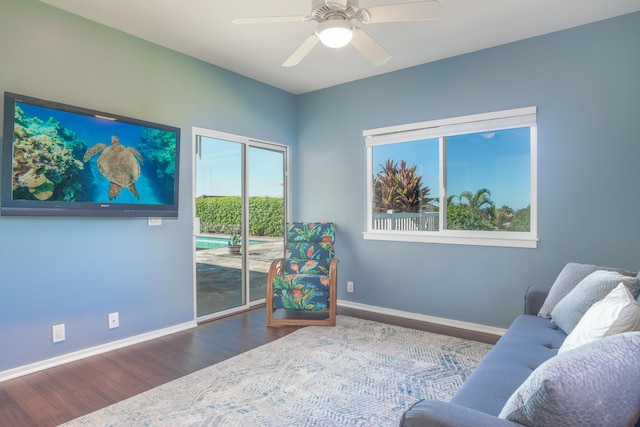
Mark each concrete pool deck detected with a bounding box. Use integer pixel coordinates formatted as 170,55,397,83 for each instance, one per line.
195,235,284,316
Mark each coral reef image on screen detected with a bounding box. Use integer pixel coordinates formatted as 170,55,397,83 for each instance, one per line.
11,102,177,205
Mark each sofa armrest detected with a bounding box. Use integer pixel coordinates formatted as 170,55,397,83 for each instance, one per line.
524,286,550,315
399,400,522,427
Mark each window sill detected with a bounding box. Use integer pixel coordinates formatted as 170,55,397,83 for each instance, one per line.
363,230,538,249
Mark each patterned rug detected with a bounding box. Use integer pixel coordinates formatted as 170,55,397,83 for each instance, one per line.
61,316,492,427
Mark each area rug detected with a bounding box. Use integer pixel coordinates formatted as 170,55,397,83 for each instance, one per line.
61,316,493,427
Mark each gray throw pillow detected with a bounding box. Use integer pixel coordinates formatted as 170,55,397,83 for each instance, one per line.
538,262,636,319
498,332,640,427
550,270,640,334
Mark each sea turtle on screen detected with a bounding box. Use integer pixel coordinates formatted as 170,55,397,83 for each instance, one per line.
83,135,144,200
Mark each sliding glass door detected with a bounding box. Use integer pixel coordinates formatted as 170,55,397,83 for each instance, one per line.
193,128,287,321
247,146,286,303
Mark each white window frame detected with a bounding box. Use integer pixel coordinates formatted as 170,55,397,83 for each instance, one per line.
363,107,538,248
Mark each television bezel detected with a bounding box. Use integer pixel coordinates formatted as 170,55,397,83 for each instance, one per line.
1,92,180,217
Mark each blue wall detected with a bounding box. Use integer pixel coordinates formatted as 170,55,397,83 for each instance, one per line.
0,0,297,373
296,12,640,328
1,0,639,375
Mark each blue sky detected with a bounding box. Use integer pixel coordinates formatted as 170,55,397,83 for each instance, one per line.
195,137,284,198
372,127,531,210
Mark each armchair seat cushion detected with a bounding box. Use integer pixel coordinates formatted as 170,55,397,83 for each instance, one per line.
273,274,330,311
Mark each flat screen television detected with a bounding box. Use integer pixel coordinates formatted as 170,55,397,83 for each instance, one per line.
1,92,180,217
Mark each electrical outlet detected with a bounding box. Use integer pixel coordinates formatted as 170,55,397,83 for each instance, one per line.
148,217,162,226
347,281,354,293
108,312,119,329
52,324,65,343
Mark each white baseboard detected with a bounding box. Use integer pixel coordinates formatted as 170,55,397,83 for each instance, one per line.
338,299,506,337
0,320,197,383
2,304,505,383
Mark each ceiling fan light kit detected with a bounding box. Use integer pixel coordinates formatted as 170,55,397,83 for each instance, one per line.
234,0,441,67
316,20,354,48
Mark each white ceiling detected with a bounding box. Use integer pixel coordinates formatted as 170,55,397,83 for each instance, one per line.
40,0,640,95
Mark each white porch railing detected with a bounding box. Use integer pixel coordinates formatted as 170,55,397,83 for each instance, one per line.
372,212,439,231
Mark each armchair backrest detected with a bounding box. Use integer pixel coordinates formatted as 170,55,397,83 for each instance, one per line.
284,222,335,275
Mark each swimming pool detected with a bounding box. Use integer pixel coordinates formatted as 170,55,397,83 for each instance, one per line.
195,236,229,249
195,235,264,249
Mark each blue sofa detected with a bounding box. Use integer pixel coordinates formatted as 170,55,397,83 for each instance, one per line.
400,274,640,427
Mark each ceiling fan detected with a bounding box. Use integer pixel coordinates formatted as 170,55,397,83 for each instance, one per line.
233,0,441,67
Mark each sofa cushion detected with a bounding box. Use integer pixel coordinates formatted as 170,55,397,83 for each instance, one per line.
538,262,635,318
550,271,640,334
559,283,640,354
450,315,565,416
400,399,519,427
498,331,640,427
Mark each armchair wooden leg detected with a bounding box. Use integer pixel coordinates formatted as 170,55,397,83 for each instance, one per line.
266,258,283,327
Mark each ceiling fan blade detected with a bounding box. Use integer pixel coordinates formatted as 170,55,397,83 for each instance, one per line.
232,15,309,24
282,35,320,67
350,28,391,66
358,1,441,24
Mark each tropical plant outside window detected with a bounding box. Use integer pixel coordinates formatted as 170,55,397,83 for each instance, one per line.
364,107,537,248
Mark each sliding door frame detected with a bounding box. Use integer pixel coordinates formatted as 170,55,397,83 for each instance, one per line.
192,126,290,323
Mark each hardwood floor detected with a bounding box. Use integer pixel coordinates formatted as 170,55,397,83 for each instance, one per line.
0,306,499,427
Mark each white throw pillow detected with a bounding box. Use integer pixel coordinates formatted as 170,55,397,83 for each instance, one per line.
559,283,640,354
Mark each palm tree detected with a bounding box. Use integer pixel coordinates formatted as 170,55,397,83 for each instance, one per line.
459,188,495,221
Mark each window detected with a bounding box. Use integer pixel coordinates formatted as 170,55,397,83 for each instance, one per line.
364,107,537,248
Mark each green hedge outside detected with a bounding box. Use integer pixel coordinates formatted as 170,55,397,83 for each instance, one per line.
195,196,284,237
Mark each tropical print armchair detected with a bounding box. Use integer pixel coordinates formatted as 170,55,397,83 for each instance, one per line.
266,222,338,326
